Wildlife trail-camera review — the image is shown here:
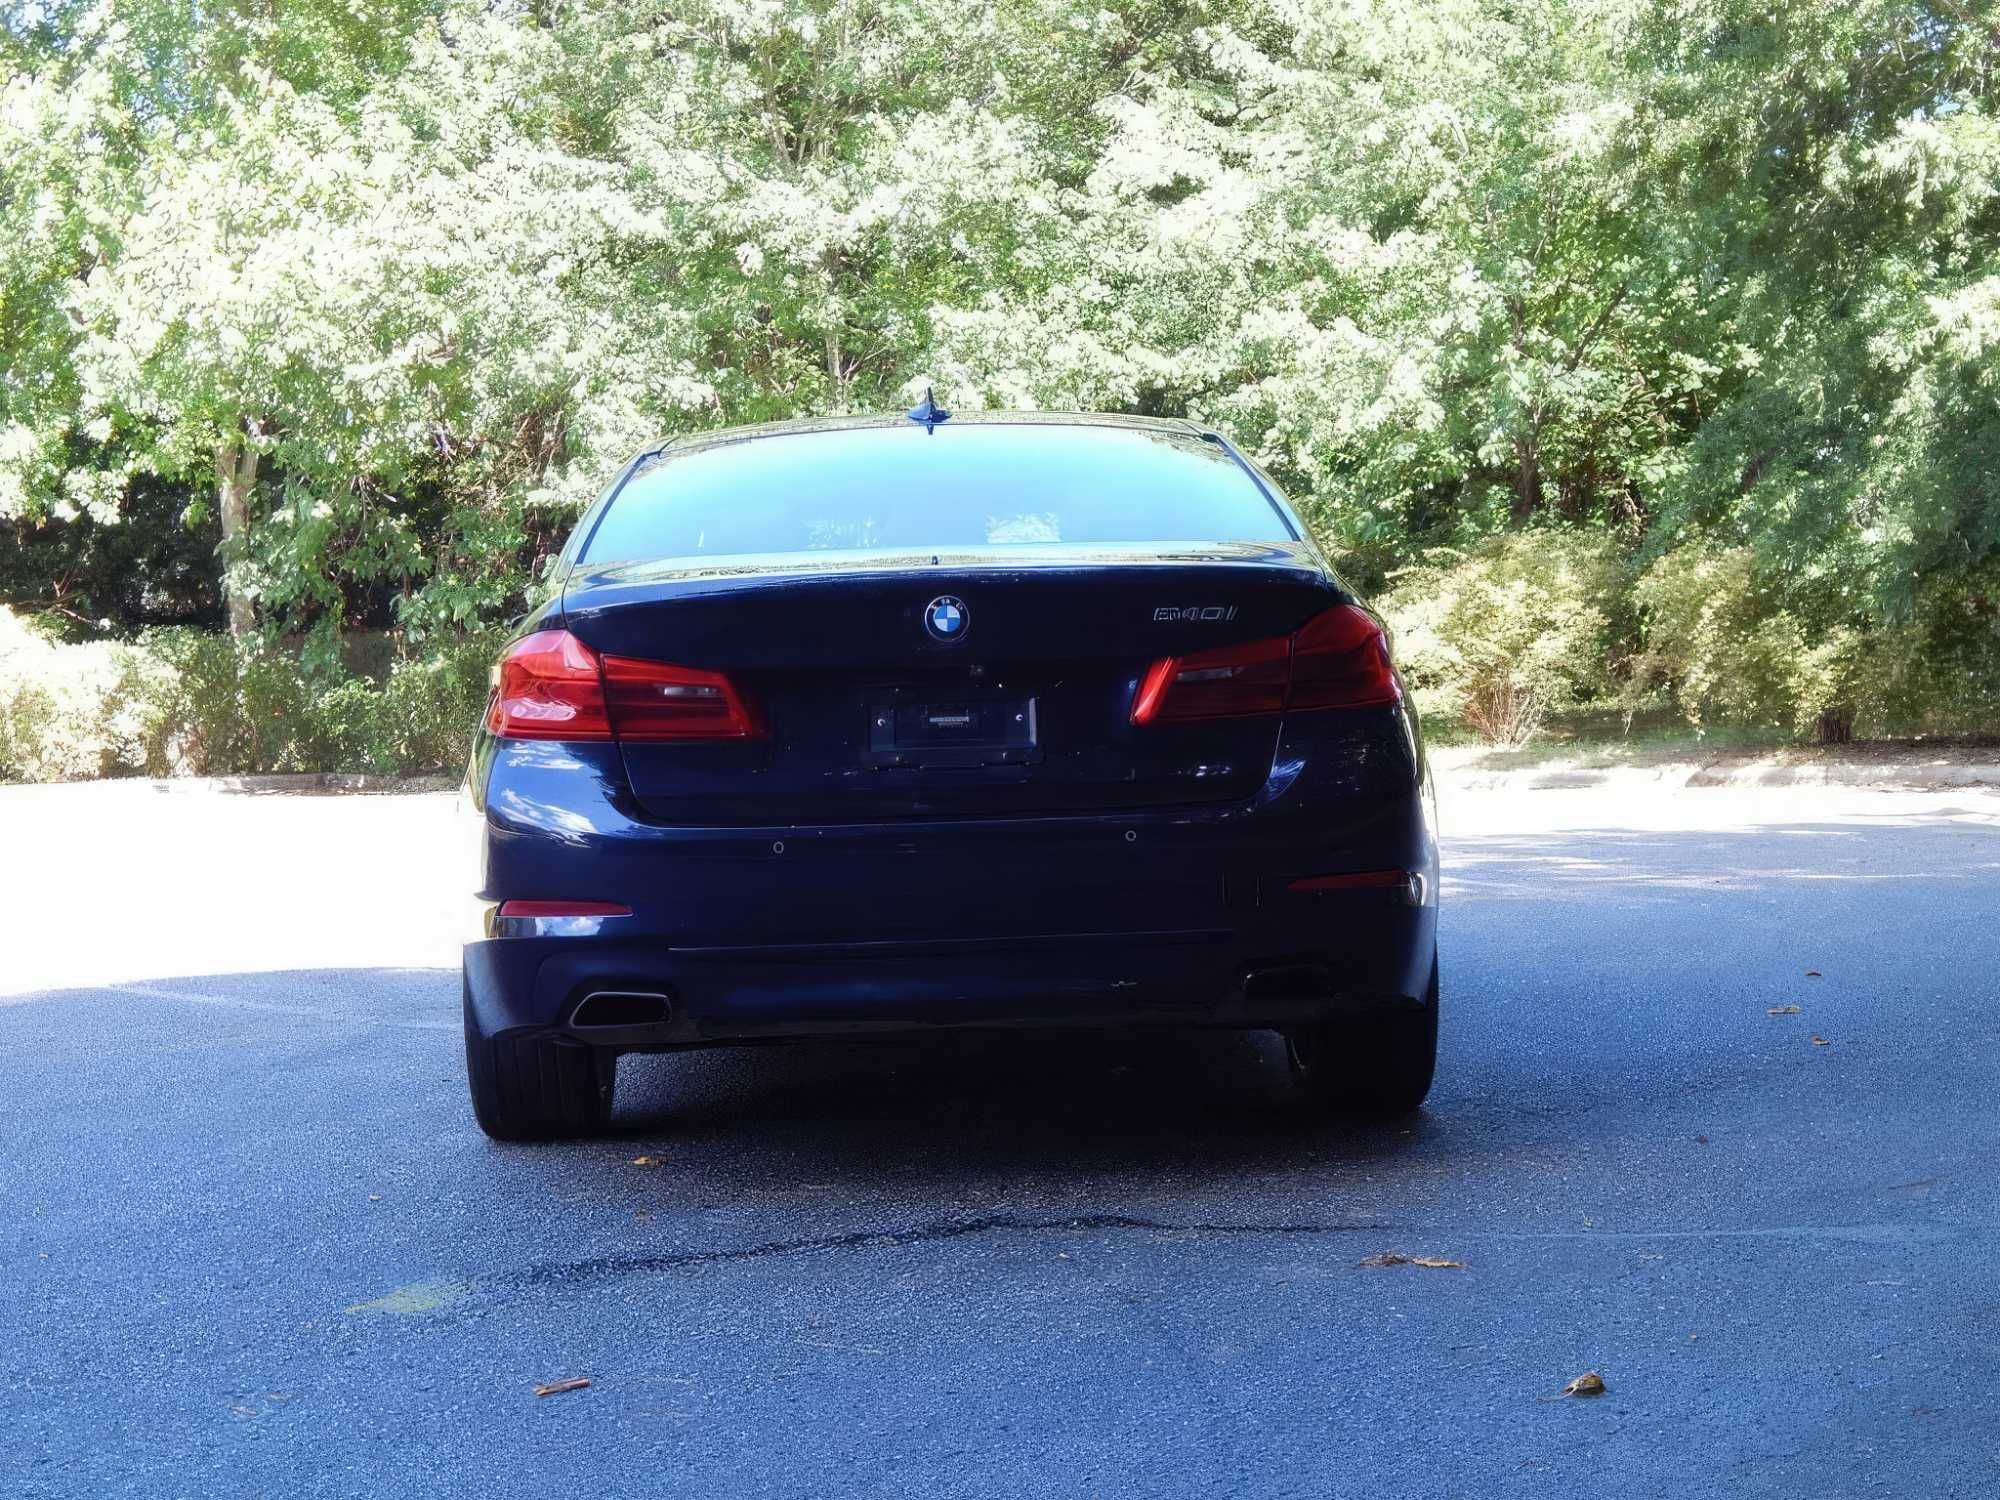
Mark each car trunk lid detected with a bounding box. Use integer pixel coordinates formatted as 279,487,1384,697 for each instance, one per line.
562,543,1342,825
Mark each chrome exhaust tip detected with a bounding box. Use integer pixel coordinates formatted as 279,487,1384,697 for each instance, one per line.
570,990,673,1029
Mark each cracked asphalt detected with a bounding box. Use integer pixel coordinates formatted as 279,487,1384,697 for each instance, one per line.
4,779,1999,1498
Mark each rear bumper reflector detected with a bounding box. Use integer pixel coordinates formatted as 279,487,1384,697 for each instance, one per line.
1287,870,1402,891
491,900,633,939
1287,869,1428,906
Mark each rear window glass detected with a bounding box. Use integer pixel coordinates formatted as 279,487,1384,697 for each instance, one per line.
578,423,1293,563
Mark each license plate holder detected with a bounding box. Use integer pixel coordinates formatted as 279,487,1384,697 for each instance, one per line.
864,696,1040,768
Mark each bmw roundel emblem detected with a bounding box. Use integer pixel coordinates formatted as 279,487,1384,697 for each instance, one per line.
923,595,969,643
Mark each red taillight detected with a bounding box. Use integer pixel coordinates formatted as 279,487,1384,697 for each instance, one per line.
484,629,763,742
1289,604,1400,711
486,629,612,740
1130,635,1288,724
600,654,763,741
1130,605,1400,725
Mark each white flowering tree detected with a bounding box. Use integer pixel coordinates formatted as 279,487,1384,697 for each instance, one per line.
48,6,712,638
0,53,122,528
557,0,1094,421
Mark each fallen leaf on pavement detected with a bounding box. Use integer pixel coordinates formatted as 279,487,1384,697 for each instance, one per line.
533,1378,591,1397
1543,1371,1607,1400
1767,1005,1800,1015
1812,1036,1830,1046
1358,1252,1465,1269
344,1279,471,1317
630,1156,666,1167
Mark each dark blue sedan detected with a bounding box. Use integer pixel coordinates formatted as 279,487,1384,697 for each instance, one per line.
461,406,1439,1139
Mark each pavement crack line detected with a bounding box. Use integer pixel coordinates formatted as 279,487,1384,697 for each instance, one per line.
422,1215,1399,1303
513,1214,1979,1285
347,1214,1995,1315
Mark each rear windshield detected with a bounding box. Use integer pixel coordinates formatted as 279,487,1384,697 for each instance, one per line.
577,423,1294,564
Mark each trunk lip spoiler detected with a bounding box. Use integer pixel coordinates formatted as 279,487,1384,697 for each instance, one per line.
564,540,1327,599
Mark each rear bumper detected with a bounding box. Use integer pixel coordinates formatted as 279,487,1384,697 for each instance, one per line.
464,899,1437,1047
461,716,1439,1046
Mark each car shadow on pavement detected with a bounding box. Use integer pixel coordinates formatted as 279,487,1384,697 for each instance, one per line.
0,965,1438,1191
609,1024,1442,1184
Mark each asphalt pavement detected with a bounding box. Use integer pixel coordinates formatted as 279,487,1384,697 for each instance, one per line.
3,778,1998,1498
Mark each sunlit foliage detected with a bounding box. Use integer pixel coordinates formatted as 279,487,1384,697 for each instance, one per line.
2,0,1995,740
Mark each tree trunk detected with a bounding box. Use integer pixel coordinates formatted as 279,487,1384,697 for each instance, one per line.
824,329,848,415
1511,431,1540,523
1506,297,1540,523
214,436,259,638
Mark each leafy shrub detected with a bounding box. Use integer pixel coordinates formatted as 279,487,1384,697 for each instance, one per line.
1380,531,1620,746
1843,573,2000,738
1627,545,1787,732
0,622,500,783
0,608,143,781
1625,543,1868,740
125,629,325,775
306,633,498,774
124,628,498,777
371,636,499,773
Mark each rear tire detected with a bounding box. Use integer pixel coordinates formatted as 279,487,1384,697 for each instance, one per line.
463,982,616,1141
1286,955,1439,1118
